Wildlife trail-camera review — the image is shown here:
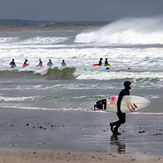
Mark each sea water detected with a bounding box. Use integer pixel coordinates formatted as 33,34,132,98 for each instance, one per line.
0,17,163,113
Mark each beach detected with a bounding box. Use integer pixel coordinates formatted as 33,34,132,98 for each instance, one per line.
0,108,163,163
1,149,162,163
0,17,163,162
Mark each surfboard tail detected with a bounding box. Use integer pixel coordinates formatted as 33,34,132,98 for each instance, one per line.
94,99,107,110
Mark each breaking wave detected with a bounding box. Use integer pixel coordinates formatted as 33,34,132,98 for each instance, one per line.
0,67,76,80
75,17,163,45
0,67,163,81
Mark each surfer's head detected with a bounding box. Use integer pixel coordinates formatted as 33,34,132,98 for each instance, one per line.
124,81,132,90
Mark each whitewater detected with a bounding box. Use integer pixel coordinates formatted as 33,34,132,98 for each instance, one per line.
0,17,163,113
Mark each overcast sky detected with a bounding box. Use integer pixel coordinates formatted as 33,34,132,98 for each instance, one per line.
0,0,163,21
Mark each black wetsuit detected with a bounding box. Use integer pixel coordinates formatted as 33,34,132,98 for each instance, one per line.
61,60,67,67
39,61,42,66
98,60,102,66
37,60,42,67
113,81,131,133
47,60,53,67
10,61,16,68
23,60,28,67
105,59,108,66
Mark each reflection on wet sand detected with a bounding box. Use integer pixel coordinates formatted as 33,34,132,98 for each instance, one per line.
110,135,126,154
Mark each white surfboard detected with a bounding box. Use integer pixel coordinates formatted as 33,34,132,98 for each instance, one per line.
94,95,151,113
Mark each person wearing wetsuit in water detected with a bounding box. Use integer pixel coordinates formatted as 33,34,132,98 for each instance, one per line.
9,59,16,68
105,58,109,66
98,58,103,66
36,59,43,67
61,60,67,67
110,81,132,135
47,59,53,67
23,59,29,67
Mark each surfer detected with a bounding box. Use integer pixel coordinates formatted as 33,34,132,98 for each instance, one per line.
9,59,16,68
105,58,109,66
23,59,29,67
36,59,43,67
110,81,132,135
98,58,103,66
61,60,67,67
47,59,53,67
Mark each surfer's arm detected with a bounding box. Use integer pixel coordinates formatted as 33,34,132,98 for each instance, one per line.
117,89,130,113
117,90,125,113
117,96,123,113
36,62,41,67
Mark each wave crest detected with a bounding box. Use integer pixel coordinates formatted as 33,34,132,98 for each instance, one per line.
0,67,76,80
75,17,163,45
45,67,76,79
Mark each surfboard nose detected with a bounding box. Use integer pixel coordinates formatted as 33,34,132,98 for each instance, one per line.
145,99,151,107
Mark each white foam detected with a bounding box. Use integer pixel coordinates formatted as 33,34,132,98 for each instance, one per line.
0,95,41,101
74,69,163,80
21,36,68,44
0,104,94,112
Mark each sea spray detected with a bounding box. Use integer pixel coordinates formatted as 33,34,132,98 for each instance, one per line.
75,17,163,45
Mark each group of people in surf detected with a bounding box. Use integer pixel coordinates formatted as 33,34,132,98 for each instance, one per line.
9,59,67,68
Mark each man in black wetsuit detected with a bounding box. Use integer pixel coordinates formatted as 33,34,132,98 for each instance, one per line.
110,81,132,135
36,59,43,67
98,58,103,66
9,59,16,68
47,59,53,67
61,60,67,67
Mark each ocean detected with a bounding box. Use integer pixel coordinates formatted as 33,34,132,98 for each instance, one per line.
0,17,163,113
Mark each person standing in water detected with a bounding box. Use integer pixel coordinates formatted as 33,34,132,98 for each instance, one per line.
110,81,132,135
61,60,67,67
47,59,53,67
36,59,43,67
98,58,103,66
9,59,16,68
23,59,29,67
105,58,110,66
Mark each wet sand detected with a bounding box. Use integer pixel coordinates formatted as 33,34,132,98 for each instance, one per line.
0,149,162,163
0,108,163,162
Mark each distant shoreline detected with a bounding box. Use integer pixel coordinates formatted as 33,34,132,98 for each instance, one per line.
0,26,101,32
0,19,109,32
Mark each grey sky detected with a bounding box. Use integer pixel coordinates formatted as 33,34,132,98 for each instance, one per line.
0,0,163,21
